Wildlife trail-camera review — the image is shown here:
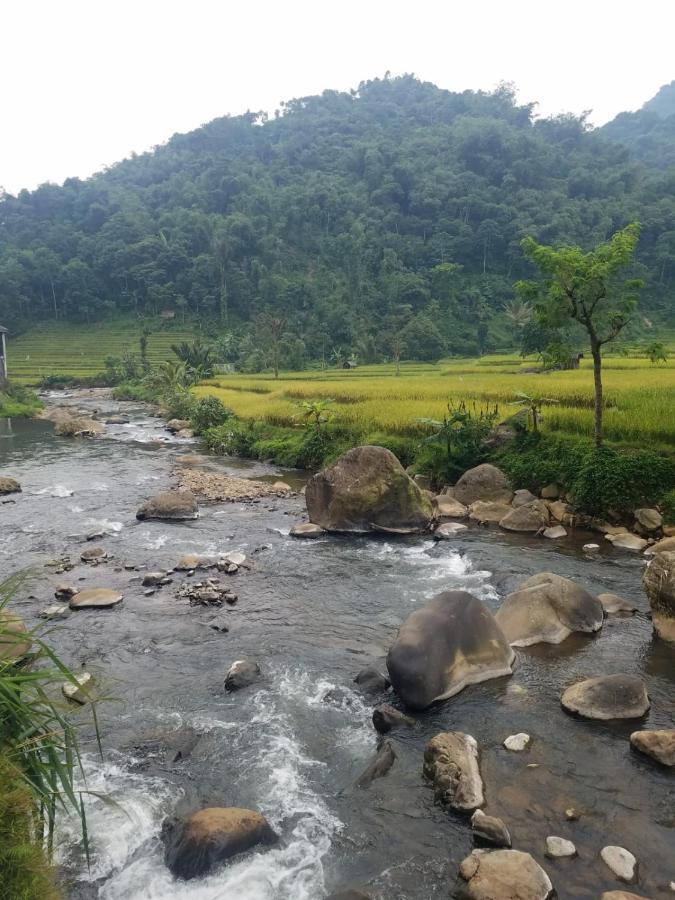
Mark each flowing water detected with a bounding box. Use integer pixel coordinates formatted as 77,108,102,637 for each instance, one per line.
0,391,673,899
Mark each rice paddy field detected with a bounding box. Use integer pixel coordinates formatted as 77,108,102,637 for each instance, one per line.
197,353,675,452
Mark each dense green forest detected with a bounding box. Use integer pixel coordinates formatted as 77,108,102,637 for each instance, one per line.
1,75,674,365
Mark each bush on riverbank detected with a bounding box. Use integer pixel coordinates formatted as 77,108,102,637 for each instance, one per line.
0,382,42,418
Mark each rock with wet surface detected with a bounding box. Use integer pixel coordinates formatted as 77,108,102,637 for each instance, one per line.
224,659,261,691
458,849,553,899
499,500,549,532
0,612,31,662
81,546,107,562
543,525,567,539
642,550,675,643
387,591,514,710
162,807,277,879
289,522,325,538
606,532,648,552
434,495,468,518
503,732,530,751
354,665,391,695
630,729,675,766
372,704,415,734
468,500,513,524
356,739,397,787
471,809,511,848
54,583,77,600
453,463,513,506
0,476,21,495
598,593,637,616
434,521,468,540
545,836,576,858
423,731,484,811
142,571,171,586
644,535,675,556
174,554,217,571
69,588,123,609
512,488,537,508
600,846,637,882
495,572,603,646
561,674,650,720
177,578,237,607
136,490,199,521
305,445,434,534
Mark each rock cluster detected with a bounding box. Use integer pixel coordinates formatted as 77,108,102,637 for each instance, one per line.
176,579,238,607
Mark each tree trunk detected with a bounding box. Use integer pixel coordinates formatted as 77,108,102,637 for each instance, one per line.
591,339,603,449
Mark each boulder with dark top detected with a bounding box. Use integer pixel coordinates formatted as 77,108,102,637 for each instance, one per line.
162,807,277,879
495,572,603,646
453,463,513,506
136,490,199,521
630,729,675,766
0,477,21,495
0,612,31,662
356,739,396,787
499,500,549,532
458,849,553,900
224,659,261,691
387,591,514,710
561,674,650,720
424,731,484,811
642,550,675,642
305,446,434,534
353,665,390,695
471,809,511,848
468,500,513,524
372,704,415,734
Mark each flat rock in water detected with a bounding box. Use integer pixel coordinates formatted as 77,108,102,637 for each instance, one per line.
453,464,513,506
600,892,651,900
136,490,199,521
81,546,107,562
630,729,675,766
0,477,21,495
142,571,169,586
598,593,637,616
503,732,530,751
561,674,650,720
469,500,513,524
40,604,69,620
434,521,468,540
471,809,511,848
0,612,31,662
174,554,217,571
289,522,325,538
543,525,567,539
606,533,648,552
423,731,484,811
545,836,576,858
221,551,246,567
600,846,637,882
458,849,553,899
70,588,123,609
583,543,600,553
434,495,468,518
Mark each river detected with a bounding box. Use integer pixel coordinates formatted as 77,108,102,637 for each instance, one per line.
0,391,673,899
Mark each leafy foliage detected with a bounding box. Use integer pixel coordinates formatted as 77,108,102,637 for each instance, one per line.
189,396,233,433
416,401,499,484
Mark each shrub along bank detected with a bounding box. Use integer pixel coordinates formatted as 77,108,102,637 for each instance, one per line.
0,382,42,418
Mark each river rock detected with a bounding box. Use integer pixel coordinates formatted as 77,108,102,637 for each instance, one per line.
305,446,434,534
220,551,247,568
598,593,637,616
434,495,468,518
0,476,21,495
142,571,170,586
80,546,107,562
453,464,513,506
372,704,415,734
495,573,603,646
356,739,397,787
499,500,549,532
561,674,650,720
600,846,637,882
174,554,217,571
354,665,391,695
136,490,199,521
545,836,576,858
458,849,553,899
55,415,105,437
606,532,648,552
69,588,123,609
387,591,514,710
469,500,513,524
541,483,560,500
434,521,468,540
543,525,567,539
424,731,483,810
162,807,277,879
630,729,675,766
642,550,675,642
0,611,31,662
583,543,600,553
62,672,92,704
547,500,571,523
600,893,651,900
54,583,77,599
224,659,261,691
503,732,530,751
166,418,191,433
471,809,511,848
178,578,237,607
644,535,675,556
634,507,662,532
512,489,537,508
40,604,69,620
289,522,325,538
104,415,130,425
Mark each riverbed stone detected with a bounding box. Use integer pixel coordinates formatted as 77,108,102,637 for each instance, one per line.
543,525,567,539
600,893,651,900
583,543,600,553
62,672,92,704
541,483,560,500
174,554,217,571
644,535,675,556
453,464,513,506
606,532,648,552
503,732,530,751
54,415,105,437
545,836,576,858
162,807,277,879
142,571,170,586
40,604,69,620
289,522,325,538
354,665,391,695
598,593,637,616
356,739,397,787
458,849,553,899
471,809,511,848
561,674,650,720
69,588,123,609
600,846,637,882
0,476,21,495
629,729,675,766
512,489,537,508
166,418,191,433
423,731,484,811
387,591,514,710
136,490,199,521
642,550,675,642
372,703,415,734
434,521,468,540
469,500,513,524
434,495,468,518
305,446,434,534
224,659,261,691
634,507,662,532
0,612,31,662
495,572,603,646
499,500,549,532
547,500,571,523
80,546,107,562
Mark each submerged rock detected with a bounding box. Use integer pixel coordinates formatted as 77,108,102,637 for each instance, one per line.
372,704,414,734
40,604,69,620
136,490,199,521
162,807,277,879
224,659,261,691
354,665,390,695
0,476,21,495
433,521,468,540
80,546,107,562
598,593,637,616
69,588,123,609
289,522,325,538
499,501,549,533
387,591,514,710
177,579,237,607
600,845,637,882
642,550,675,643
423,731,484,811
543,525,567,539
468,500,513,524
545,836,576,858
471,809,511,848
606,533,648,552
356,739,397,787
305,445,434,534
495,572,603,647
630,729,675,766
503,733,530,752
458,849,553,899
561,674,650,720
0,612,31,662
453,464,513,506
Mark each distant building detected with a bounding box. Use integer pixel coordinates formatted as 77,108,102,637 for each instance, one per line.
0,325,7,380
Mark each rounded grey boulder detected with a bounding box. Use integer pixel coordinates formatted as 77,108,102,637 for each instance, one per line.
642,550,675,643
458,849,553,899
387,591,514,710
561,674,650,720
453,463,513,506
0,476,21,495
424,731,484,810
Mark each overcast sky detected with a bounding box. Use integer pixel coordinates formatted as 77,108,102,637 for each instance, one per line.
2,0,674,194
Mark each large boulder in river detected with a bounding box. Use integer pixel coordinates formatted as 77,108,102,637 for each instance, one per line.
136,490,199,521
499,500,549,533
453,464,513,506
0,477,21,495
387,591,514,710
495,573,603,646
162,807,277,879
561,674,650,720
642,550,675,642
305,446,434,534
424,731,484,810
458,849,553,900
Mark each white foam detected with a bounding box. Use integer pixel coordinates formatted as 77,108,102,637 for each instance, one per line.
139,531,169,550
85,518,123,534
34,484,73,497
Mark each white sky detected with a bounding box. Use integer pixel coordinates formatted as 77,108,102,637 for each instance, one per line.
2,0,674,194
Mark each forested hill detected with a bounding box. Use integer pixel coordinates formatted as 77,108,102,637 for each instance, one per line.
602,80,675,170
1,75,675,361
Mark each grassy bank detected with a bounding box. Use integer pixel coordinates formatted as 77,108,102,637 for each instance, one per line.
0,382,43,418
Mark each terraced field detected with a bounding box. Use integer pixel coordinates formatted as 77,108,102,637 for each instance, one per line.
6,319,200,383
